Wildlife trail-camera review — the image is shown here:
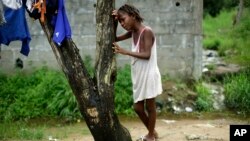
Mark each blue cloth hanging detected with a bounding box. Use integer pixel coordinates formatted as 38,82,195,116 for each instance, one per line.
52,0,71,46
0,5,31,56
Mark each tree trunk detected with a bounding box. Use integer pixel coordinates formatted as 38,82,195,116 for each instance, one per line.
39,0,132,140
233,0,244,26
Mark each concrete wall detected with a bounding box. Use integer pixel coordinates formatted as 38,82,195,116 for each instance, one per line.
0,0,203,80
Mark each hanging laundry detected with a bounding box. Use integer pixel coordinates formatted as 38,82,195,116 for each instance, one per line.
2,0,22,9
45,0,58,26
25,0,35,12
0,0,6,25
0,5,31,56
25,0,42,20
45,0,57,18
52,0,71,46
32,0,47,23
25,0,58,23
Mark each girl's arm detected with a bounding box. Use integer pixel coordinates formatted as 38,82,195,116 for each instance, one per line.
115,31,132,42
112,10,132,42
113,28,154,60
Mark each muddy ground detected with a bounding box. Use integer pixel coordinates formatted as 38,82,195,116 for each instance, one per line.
56,114,249,141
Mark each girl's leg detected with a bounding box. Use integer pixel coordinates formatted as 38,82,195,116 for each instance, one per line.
134,99,158,140
145,98,157,139
134,100,149,128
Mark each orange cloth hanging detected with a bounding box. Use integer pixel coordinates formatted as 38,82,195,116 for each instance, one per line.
33,0,46,23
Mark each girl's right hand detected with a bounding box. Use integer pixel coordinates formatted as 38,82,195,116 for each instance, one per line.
113,42,128,55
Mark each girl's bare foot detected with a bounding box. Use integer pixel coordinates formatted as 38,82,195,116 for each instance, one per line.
154,130,159,139
143,134,155,141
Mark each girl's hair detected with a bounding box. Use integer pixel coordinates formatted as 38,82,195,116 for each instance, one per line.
118,4,144,23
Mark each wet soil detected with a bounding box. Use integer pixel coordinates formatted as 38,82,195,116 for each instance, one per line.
58,114,250,141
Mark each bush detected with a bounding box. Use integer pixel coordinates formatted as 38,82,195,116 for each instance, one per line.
194,83,214,111
223,0,238,10
224,68,250,113
203,9,250,66
203,39,220,50
114,65,134,116
0,58,136,121
0,67,80,121
232,13,250,40
226,9,250,66
203,10,234,53
204,0,224,17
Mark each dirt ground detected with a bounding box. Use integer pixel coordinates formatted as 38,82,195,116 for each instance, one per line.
59,115,249,141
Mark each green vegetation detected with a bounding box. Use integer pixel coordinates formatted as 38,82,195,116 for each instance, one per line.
203,0,248,17
0,60,134,122
194,83,214,112
0,121,44,140
224,68,250,114
114,65,134,116
203,0,225,17
203,10,234,52
203,8,250,114
228,11,250,65
0,119,91,140
203,9,250,66
0,67,80,121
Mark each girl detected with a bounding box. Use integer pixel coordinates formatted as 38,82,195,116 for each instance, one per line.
112,4,162,141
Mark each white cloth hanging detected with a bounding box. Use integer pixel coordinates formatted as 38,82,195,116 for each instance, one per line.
0,0,6,25
25,0,34,11
2,0,22,9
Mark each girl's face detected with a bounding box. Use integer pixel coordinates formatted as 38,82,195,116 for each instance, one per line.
117,11,136,31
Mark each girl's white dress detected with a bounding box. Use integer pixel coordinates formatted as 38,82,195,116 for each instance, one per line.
131,26,163,103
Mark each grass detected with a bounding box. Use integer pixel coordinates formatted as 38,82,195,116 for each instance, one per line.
0,67,81,121
203,9,250,66
224,68,250,113
203,10,236,53
194,82,214,112
203,8,250,114
0,118,91,141
0,122,45,140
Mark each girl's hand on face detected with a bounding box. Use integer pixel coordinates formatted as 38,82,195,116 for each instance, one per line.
112,10,118,20
113,42,128,55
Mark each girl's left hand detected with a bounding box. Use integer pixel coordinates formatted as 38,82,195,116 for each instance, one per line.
113,42,128,55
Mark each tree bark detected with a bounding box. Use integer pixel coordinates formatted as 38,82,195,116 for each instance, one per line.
39,0,132,140
233,0,244,26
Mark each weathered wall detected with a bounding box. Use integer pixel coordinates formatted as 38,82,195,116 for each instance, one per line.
0,0,203,80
